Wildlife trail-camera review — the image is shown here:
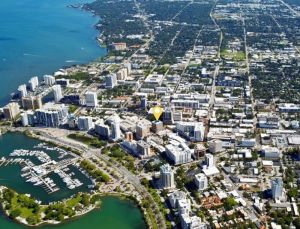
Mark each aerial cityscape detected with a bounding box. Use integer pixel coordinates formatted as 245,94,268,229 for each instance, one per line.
1,0,300,228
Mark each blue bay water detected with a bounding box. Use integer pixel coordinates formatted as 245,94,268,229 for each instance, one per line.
0,0,105,105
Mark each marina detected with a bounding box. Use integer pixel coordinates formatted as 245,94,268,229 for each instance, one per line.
0,146,85,194
0,132,93,203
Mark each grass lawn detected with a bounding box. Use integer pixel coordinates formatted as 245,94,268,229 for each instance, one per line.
10,195,39,218
66,195,81,208
67,133,106,148
68,104,79,113
221,49,245,61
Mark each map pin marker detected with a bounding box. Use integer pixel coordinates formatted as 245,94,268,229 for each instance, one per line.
153,106,163,121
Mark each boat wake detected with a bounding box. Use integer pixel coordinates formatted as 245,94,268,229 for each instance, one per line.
65,60,81,63
23,53,40,57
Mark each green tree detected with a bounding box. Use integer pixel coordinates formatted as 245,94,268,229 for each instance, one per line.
9,209,21,219
287,188,298,198
223,197,237,211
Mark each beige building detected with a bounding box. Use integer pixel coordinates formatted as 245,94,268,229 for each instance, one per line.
21,95,42,110
3,102,20,120
136,119,151,139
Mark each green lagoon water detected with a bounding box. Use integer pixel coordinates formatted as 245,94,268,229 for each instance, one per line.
0,133,147,228
0,196,147,229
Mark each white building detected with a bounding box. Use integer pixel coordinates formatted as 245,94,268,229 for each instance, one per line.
208,140,223,153
238,138,256,148
116,68,128,80
205,154,214,168
176,121,205,142
165,142,192,165
105,73,118,89
160,164,175,189
3,102,20,120
28,76,39,91
168,190,187,208
20,113,29,126
202,153,219,176
85,91,98,107
181,214,207,229
178,198,191,215
43,75,56,86
136,140,151,158
52,84,63,103
194,173,208,191
78,116,94,131
144,74,164,87
171,99,199,110
136,119,151,139
18,84,27,97
34,103,68,127
262,146,280,159
272,177,283,200
111,114,121,141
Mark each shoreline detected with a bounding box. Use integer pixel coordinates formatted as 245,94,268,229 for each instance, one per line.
1,1,107,108
0,186,100,227
0,184,144,228
0,130,150,228
0,186,145,228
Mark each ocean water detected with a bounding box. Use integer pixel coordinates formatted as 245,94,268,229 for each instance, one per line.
0,0,105,105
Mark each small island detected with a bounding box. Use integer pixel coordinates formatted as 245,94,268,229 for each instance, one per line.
0,187,102,226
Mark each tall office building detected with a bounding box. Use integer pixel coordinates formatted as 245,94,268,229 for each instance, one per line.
116,68,128,80
18,84,27,98
137,140,151,158
194,173,208,191
160,164,175,189
67,115,77,129
43,75,56,86
205,154,214,168
272,177,283,200
111,114,121,140
163,107,173,124
3,102,20,120
85,91,98,107
141,97,147,110
77,116,94,131
95,119,111,138
28,76,39,91
105,73,118,89
136,120,151,139
52,84,63,103
125,62,131,75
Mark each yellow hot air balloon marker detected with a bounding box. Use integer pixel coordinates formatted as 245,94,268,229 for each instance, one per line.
153,106,163,121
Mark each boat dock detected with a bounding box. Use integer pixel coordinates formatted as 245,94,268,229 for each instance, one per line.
0,146,86,194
